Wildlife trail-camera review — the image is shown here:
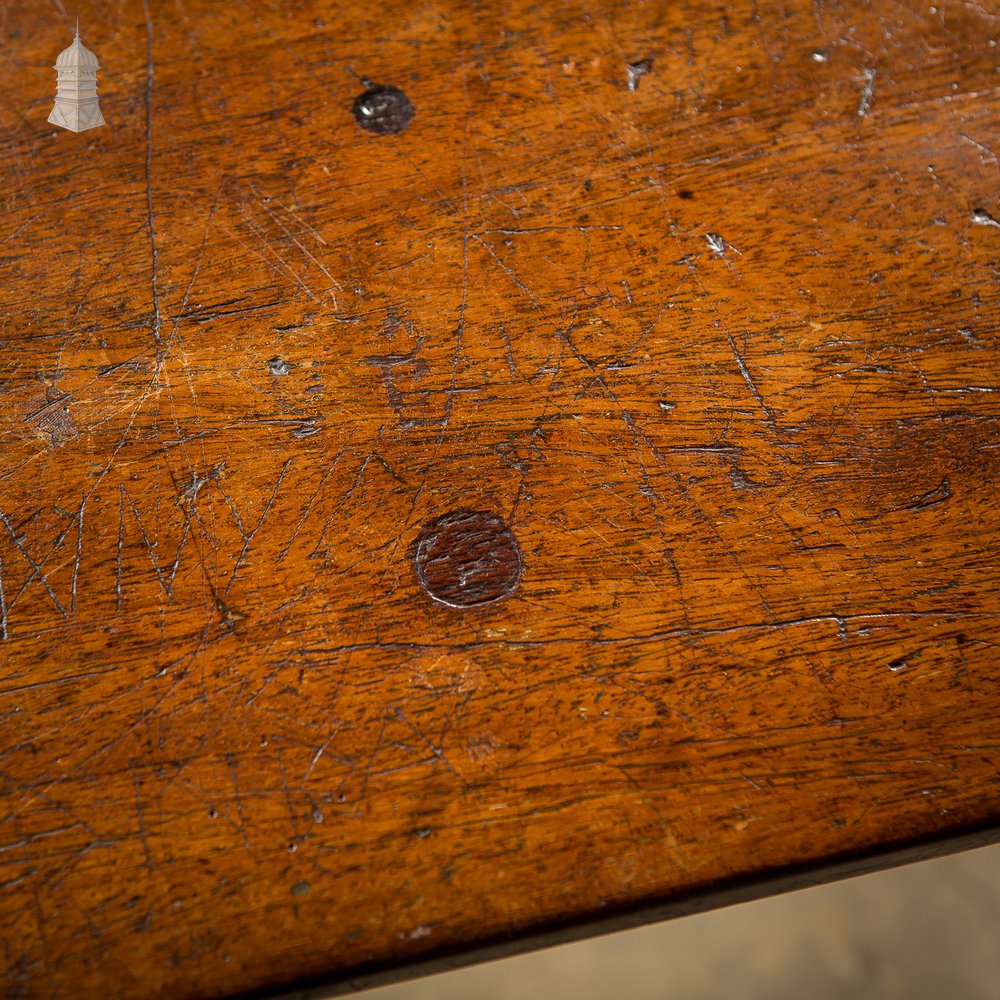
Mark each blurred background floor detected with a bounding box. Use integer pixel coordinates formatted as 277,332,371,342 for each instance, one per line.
360,844,1000,1000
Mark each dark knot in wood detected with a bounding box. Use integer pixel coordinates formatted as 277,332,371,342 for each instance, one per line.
414,509,522,608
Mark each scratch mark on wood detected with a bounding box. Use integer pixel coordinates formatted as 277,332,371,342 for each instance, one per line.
0,511,68,619
475,225,623,237
226,754,251,850
116,491,125,611
300,733,338,789
394,709,463,784
225,457,292,594
0,555,7,640
499,323,518,378
961,133,998,169
310,436,382,560
471,234,541,308
250,184,342,307
0,668,117,696
857,67,876,117
360,717,388,800
275,751,303,848
71,495,85,615
142,0,162,345
904,478,951,512
726,333,775,422
132,769,153,872
277,438,352,562
30,877,54,996
122,487,170,597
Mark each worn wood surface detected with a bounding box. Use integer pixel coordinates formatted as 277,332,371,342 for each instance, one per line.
2,0,1000,997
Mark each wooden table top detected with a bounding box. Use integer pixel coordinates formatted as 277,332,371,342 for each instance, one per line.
2,1,999,997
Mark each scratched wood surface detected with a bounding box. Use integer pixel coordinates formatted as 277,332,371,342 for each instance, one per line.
1,0,1000,997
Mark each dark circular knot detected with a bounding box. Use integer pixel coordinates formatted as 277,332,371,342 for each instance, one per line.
414,509,523,608
351,84,415,135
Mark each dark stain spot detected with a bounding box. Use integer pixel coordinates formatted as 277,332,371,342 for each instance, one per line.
678,189,694,200
268,357,290,376
352,82,414,135
626,58,653,92
291,880,311,897
414,509,523,608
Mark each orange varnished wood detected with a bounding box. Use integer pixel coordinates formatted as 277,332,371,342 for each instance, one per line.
1,0,999,996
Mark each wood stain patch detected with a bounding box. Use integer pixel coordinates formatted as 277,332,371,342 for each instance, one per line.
413,509,522,608
19,385,78,446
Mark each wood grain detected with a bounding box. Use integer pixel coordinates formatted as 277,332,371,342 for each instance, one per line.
1,0,999,997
